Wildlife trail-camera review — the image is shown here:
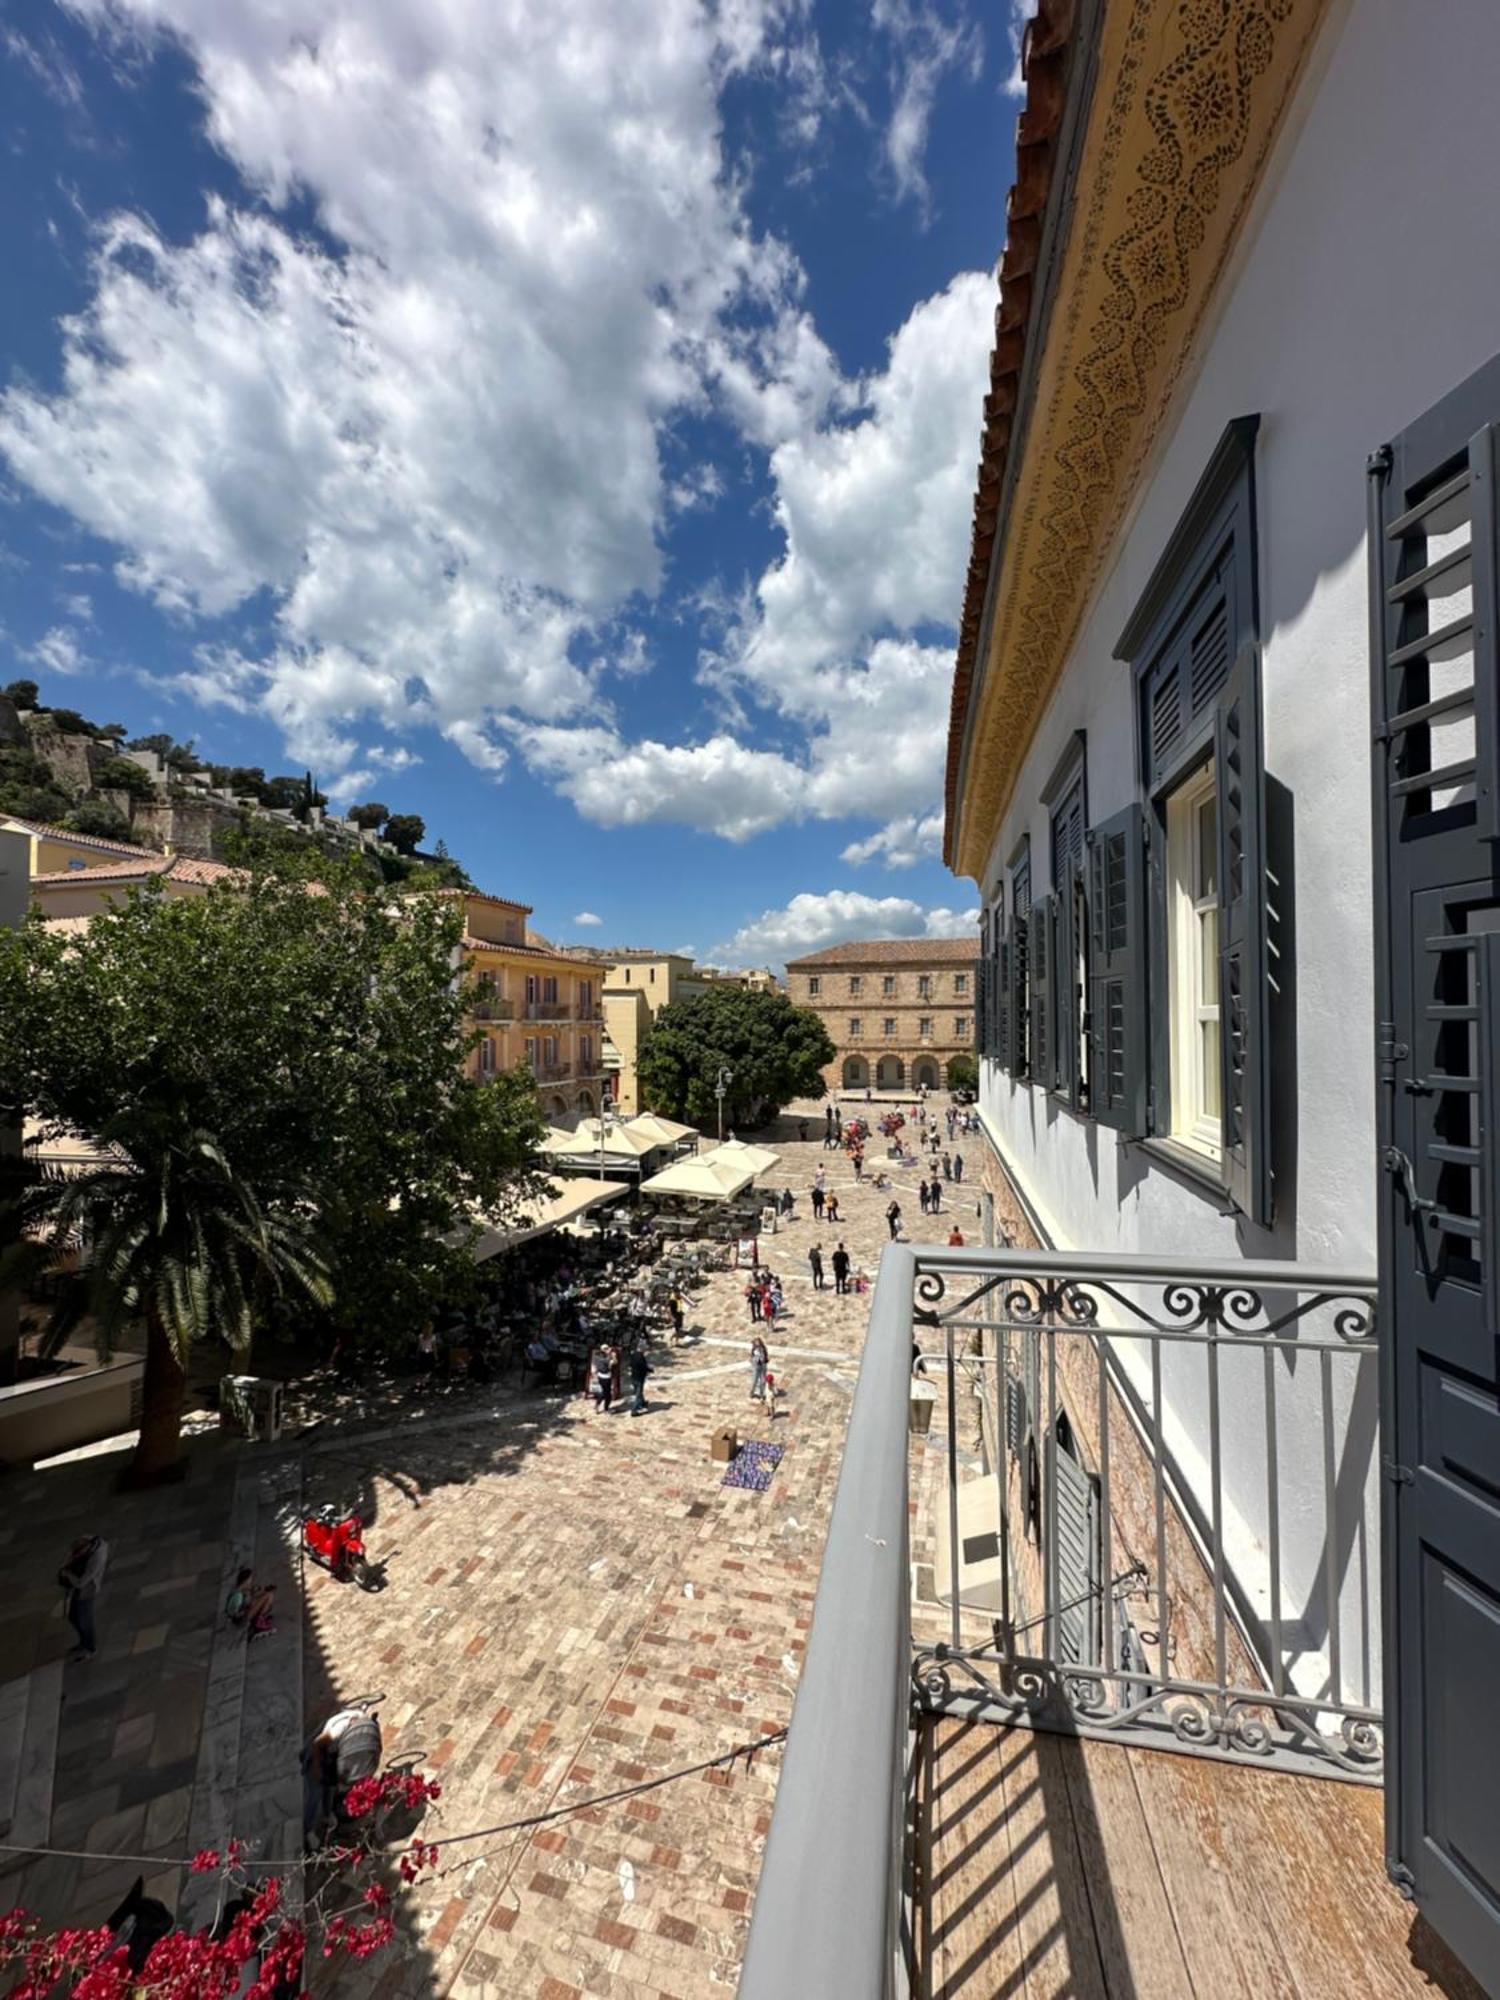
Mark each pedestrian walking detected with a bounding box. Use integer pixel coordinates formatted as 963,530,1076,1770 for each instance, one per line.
779,1187,795,1218
809,1242,825,1289
853,1150,864,1183
929,1179,942,1213
668,1290,686,1338
768,1275,784,1319
948,1224,965,1246
814,1165,827,1193
826,1190,841,1224
886,1199,902,1240
629,1345,651,1415
590,1343,617,1411
942,1152,953,1181
749,1334,769,1401
954,1152,965,1184
746,1279,762,1321
831,1243,851,1295
918,1177,930,1215
59,1533,109,1662
811,1184,825,1219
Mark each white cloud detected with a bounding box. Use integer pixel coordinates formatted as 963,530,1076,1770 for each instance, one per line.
573,910,603,927
712,887,978,966
2,0,840,778
525,271,994,839
28,624,88,675
872,0,983,213
840,808,943,869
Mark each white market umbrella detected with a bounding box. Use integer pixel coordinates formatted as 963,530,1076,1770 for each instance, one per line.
640,1155,755,1201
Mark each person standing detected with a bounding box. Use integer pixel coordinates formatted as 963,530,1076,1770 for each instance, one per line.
590,1343,616,1412
811,1183,825,1220
953,1152,965,1184
831,1242,851,1295
948,1224,966,1247
628,1344,651,1415
808,1242,826,1290
746,1278,762,1322
929,1178,942,1214
853,1149,864,1183
749,1334,769,1402
814,1164,827,1196
885,1199,902,1241
825,1190,840,1224
59,1533,109,1662
942,1152,953,1182
918,1177,930,1216
668,1290,686,1339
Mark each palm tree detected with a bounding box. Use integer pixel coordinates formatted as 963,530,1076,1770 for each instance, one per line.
9,1116,331,1484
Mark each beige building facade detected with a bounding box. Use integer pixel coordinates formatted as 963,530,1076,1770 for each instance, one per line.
451,891,607,1122
784,937,979,1096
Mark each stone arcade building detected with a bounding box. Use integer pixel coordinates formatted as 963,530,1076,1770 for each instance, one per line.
785,937,978,1096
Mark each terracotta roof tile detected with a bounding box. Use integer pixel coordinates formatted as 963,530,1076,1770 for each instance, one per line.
1,815,159,860
32,854,239,889
944,0,1086,867
786,936,979,969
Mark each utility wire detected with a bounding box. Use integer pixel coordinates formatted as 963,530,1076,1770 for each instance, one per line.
0,1727,787,1876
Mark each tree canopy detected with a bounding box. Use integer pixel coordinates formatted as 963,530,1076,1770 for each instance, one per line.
636,984,834,1129
384,811,425,854
0,857,546,1476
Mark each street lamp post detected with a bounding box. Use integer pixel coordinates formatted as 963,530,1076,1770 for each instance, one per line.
715,1065,734,1144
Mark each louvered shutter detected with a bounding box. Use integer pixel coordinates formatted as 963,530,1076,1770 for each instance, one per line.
1029,894,1053,1087
1086,805,1147,1134
975,956,991,1058
1050,791,1084,1104
1009,915,1029,1076
996,934,1011,1072
1051,1428,1099,1667
1215,643,1272,1225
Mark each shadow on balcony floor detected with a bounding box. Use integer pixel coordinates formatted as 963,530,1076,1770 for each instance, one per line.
909,1715,1486,2000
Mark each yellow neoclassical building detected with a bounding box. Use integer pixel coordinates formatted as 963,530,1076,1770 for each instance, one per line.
448,891,607,1122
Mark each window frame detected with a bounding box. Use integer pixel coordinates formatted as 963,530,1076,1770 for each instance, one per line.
849,1016,862,1039
808,975,821,997
1164,758,1222,1161
849,974,863,997
1042,732,1088,1108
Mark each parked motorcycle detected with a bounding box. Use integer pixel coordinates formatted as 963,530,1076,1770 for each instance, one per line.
302,1504,385,1590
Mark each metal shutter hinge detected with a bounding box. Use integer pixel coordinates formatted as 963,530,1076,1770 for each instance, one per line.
1382,1457,1415,1487
1367,444,1393,482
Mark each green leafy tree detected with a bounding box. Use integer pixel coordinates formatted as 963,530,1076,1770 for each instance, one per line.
44,706,101,737
637,985,835,1130
0,746,72,824
261,774,307,811
0,861,546,1481
97,755,162,800
3,679,40,709
348,800,390,830
946,1053,978,1093
66,799,140,843
127,732,175,758
384,812,425,854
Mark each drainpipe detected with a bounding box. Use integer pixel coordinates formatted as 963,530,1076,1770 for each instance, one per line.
0,827,26,1386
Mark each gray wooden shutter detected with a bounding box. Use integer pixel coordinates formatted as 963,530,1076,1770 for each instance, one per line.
1051,1426,1099,1667
1086,804,1147,1134
1216,642,1272,1225
1029,893,1053,1088
996,934,1011,1072
1009,914,1029,1077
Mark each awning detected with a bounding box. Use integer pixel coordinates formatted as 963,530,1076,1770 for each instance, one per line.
703,1138,780,1175
640,1155,756,1202
542,1119,658,1163
469,1177,629,1259
625,1113,698,1147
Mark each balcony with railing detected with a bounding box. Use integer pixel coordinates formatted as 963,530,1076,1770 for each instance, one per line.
470,993,516,1022
742,1245,1478,2000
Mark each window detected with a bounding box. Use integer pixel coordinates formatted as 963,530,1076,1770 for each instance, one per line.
808,975,821,997
954,973,968,996
882,974,896,997
1044,735,1088,1106
849,975,863,996
1005,842,1032,1076
1110,415,1271,1222
917,974,932,999
543,1035,558,1068
1165,762,1221,1157
883,1017,897,1038
542,976,558,1005
578,981,593,1014
919,1017,933,1039
580,1034,593,1070
849,1016,862,1038
524,1036,538,1070
525,974,539,1004
479,1036,495,1075
955,1017,970,1039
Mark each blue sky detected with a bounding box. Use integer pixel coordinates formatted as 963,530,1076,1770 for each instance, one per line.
0,0,1019,966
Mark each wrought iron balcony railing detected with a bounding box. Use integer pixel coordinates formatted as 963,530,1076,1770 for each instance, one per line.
740,1244,1380,2000
470,995,515,1022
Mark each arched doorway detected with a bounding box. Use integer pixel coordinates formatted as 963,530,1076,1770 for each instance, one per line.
912,1057,940,1091
842,1054,869,1090
545,1093,571,1124
575,1088,597,1119
876,1054,904,1091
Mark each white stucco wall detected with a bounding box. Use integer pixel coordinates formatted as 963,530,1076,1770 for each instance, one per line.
975,0,1500,1707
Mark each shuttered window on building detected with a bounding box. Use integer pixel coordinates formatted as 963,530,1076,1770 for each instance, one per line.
1050,777,1086,1107
1114,416,1273,1224
1008,844,1031,1076
1086,803,1147,1133
1050,1413,1100,1668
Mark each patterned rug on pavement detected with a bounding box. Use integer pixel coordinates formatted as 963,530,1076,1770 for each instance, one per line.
721,1439,785,1492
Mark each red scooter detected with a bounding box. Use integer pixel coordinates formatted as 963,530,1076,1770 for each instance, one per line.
302,1505,384,1590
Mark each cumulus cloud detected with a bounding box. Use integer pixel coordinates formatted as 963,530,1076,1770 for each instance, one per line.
28,625,88,675
525,271,994,838
1,0,842,781
840,808,943,868
712,887,978,966
573,910,603,927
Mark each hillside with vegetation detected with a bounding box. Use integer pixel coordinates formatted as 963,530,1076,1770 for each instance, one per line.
0,675,469,887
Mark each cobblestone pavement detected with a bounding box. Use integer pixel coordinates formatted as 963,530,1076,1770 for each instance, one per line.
308,1096,982,1999
0,1095,979,1997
